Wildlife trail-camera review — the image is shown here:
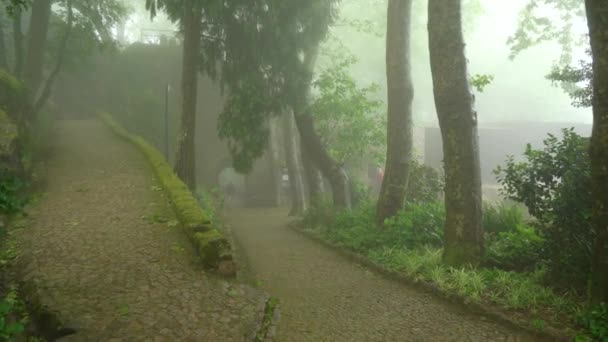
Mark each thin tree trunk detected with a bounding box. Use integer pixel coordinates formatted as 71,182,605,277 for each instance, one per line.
174,0,202,191
302,146,324,208
12,7,24,77
585,0,608,304
376,0,414,226
428,0,483,266
30,0,74,119
24,0,52,94
283,110,307,215
268,116,283,207
292,46,351,209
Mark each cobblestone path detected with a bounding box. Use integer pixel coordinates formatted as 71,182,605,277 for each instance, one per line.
15,120,266,341
227,208,540,342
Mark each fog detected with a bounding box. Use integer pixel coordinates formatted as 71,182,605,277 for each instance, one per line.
329,0,592,126
2,0,605,340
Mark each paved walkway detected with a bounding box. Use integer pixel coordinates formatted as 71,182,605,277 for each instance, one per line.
227,208,538,342
15,120,266,341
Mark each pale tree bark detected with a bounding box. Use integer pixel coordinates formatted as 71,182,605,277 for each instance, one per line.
292,45,351,209
585,0,608,304
174,0,203,191
12,7,24,77
283,110,307,215
24,0,52,94
428,0,483,266
268,116,283,207
376,0,414,226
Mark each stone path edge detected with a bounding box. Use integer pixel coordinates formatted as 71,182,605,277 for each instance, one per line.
289,221,571,341
98,111,234,273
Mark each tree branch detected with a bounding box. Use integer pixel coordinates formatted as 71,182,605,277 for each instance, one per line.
30,0,73,118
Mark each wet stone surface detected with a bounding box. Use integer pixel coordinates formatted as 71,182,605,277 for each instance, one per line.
15,120,267,341
228,208,541,342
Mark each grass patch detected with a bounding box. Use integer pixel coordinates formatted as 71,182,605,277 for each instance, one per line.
301,201,599,338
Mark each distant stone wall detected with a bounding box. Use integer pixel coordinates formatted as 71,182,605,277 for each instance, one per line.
424,122,593,184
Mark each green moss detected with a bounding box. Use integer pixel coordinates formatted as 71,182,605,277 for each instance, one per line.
0,70,27,119
194,230,232,268
99,112,232,269
0,110,18,155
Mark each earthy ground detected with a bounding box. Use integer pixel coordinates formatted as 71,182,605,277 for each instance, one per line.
227,208,539,342
15,120,267,341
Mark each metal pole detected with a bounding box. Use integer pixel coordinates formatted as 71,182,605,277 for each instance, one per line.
164,84,170,160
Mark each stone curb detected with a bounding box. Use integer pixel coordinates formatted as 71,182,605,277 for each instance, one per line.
290,223,573,341
98,112,234,273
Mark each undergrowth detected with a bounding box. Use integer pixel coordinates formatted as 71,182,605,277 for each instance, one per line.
301,200,605,339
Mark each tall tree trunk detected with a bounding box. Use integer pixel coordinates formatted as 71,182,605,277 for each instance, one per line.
428,0,483,266
12,7,24,77
23,0,52,94
292,46,351,209
174,0,202,191
283,110,307,215
376,0,414,226
30,0,74,119
268,116,283,207
585,0,608,304
302,146,324,207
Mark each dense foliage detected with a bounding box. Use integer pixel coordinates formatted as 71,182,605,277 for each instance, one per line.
495,129,592,286
310,57,385,166
547,51,593,108
0,174,26,216
405,160,443,205
301,201,576,320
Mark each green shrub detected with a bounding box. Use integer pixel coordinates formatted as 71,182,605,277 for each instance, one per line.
383,202,445,249
324,202,379,252
486,224,546,271
406,160,443,205
495,128,592,287
0,172,27,216
483,202,525,234
0,69,27,121
0,289,25,340
367,246,569,310
305,201,445,253
301,197,336,229
578,303,608,341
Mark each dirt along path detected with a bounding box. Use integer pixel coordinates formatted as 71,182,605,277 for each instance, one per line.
227,208,538,342
15,120,266,341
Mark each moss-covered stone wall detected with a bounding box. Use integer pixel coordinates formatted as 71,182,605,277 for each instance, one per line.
99,112,234,273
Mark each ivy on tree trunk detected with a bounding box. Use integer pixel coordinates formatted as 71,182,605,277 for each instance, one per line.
585,0,608,304
428,0,483,266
